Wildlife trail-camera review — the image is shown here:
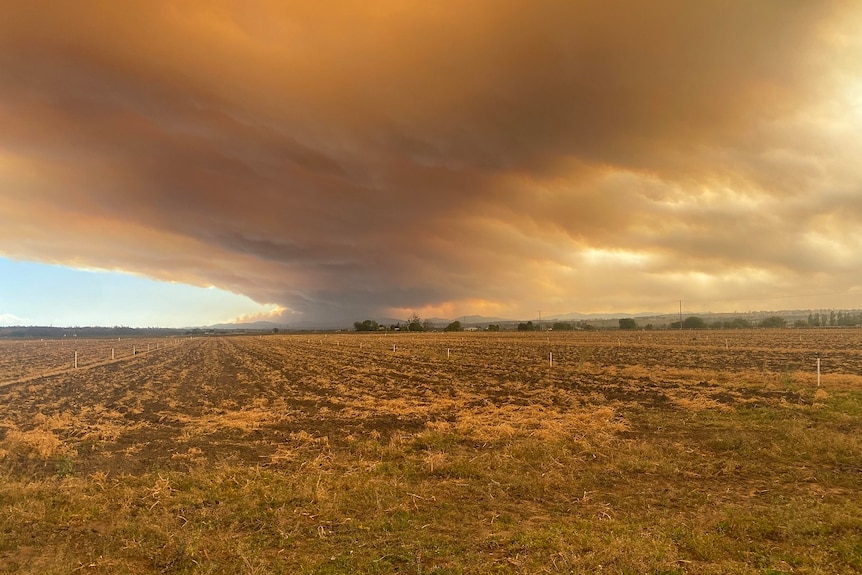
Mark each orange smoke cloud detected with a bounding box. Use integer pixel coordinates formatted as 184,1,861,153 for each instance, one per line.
1,1,861,322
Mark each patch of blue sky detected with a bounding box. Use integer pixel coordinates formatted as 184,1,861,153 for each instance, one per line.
0,256,273,327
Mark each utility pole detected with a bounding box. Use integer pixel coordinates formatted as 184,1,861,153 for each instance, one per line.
678,300,683,330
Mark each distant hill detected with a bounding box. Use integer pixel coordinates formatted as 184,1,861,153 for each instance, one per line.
545,311,661,321
208,313,675,331
206,320,289,331
0,326,186,338
425,315,515,326
3,307,860,336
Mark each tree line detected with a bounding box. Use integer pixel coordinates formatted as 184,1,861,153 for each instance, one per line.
355,311,862,333
354,314,465,332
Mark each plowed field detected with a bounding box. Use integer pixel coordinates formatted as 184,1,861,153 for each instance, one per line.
1,330,860,574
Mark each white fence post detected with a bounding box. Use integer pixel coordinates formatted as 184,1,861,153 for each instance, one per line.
817,357,821,387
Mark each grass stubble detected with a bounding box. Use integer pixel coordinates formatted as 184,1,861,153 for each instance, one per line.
0,331,860,574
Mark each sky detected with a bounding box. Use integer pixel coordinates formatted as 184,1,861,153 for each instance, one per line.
0,256,278,328
1,1,862,327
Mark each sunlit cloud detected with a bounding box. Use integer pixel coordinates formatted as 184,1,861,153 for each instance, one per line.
230,305,290,325
0,313,27,326
582,248,652,269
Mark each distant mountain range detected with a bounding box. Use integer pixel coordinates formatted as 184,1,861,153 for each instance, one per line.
204,308,860,331
407,312,663,326
1,309,858,337
207,312,676,331
207,320,288,330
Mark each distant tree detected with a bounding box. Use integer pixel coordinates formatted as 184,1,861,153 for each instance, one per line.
517,321,535,332
794,319,808,328
354,320,379,332
618,318,637,330
272,327,279,334
837,310,861,326
487,324,500,332
759,316,786,328
680,316,706,329
422,319,435,332
729,318,751,329
842,310,857,326
444,320,462,332
407,313,424,332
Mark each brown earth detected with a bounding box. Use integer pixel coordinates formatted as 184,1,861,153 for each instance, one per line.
0,330,860,574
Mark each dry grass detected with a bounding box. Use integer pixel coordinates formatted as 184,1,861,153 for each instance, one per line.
0,330,860,574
